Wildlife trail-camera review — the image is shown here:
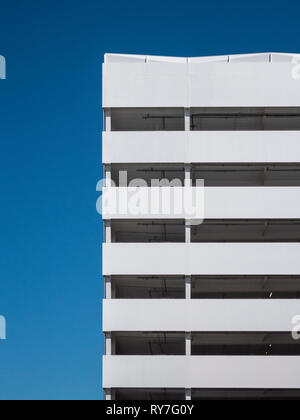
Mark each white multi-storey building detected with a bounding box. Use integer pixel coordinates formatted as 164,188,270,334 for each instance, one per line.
102,52,300,400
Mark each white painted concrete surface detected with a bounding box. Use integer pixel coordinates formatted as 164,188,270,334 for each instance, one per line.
103,355,300,388
102,187,300,220
103,131,300,164
103,54,300,108
103,243,300,276
103,299,300,332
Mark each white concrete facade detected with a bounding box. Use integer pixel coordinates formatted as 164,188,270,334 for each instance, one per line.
102,53,300,401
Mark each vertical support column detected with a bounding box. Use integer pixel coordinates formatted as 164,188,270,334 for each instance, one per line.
185,332,191,356
104,389,115,400
105,275,116,299
185,221,191,244
185,389,192,401
185,164,192,244
185,276,191,299
184,148,192,403
184,108,190,132
184,163,192,187
105,332,112,355
104,220,112,243
103,163,112,318
104,164,112,187
104,389,112,400
104,276,112,299
185,162,192,298
185,331,192,400
104,108,111,132
103,107,112,403
185,221,191,300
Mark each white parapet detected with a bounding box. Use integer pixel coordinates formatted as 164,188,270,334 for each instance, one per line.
102,186,300,220
103,55,300,108
103,299,300,332
103,243,300,276
103,355,300,389
103,131,300,164
103,356,300,389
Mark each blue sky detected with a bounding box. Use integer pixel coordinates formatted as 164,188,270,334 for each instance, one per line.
0,0,299,401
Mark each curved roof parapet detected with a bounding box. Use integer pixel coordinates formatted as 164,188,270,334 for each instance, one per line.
105,52,300,64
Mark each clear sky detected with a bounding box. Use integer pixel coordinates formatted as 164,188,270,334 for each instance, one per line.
0,0,299,401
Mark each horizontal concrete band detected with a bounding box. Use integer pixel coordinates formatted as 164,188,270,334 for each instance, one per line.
103,243,300,276
103,131,300,164
103,355,300,388
103,61,300,107
102,186,300,220
103,299,300,332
